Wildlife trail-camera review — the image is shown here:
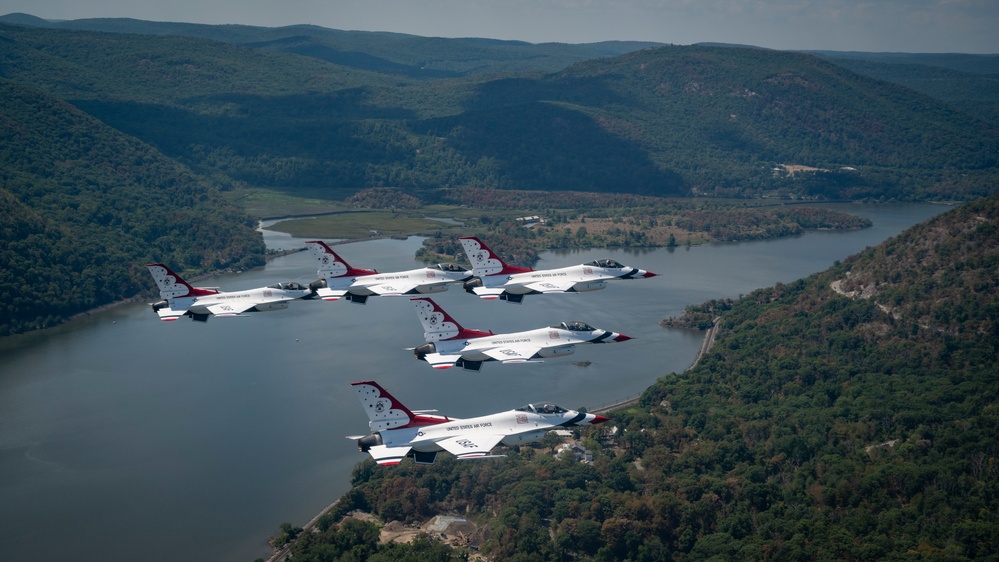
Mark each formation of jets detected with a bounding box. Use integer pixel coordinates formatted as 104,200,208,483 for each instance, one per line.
146,234,657,464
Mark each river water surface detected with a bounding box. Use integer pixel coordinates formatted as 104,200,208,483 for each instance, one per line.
0,203,948,561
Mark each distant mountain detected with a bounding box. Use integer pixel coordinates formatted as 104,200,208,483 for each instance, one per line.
319,196,999,560
0,13,663,77
433,45,998,199
805,51,999,75
804,51,999,124
1,21,994,201
0,79,264,335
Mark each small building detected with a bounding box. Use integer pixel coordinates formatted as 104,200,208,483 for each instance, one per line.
516,216,546,227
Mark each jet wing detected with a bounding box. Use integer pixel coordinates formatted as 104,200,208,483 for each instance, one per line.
437,434,506,460
367,444,412,466
481,345,543,363
366,282,422,297
522,280,579,294
205,301,258,316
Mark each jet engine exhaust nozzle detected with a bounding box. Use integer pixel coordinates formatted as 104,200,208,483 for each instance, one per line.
463,277,483,293
357,434,383,453
414,342,437,361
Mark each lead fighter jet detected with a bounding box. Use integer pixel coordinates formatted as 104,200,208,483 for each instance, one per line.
410,297,632,371
348,380,609,465
305,240,472,304
459,236,657,303
145,263,315,322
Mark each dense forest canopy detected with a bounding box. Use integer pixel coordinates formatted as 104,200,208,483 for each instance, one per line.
288,196,999,561
0,79,263,335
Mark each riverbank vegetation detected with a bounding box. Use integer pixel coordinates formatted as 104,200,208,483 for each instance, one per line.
264,187,872,266
279,196,999,560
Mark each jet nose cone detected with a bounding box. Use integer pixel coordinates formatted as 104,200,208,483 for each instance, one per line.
591,414,611,424
643,271,658,278
613,334,633,342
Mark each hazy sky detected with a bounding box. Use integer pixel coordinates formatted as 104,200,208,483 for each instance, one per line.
2,0,997,53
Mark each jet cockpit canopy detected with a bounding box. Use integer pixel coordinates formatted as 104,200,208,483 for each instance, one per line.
515,403,568,415
586,259,624,269
434,263,468,272
269,281,306,290
554,321,595,331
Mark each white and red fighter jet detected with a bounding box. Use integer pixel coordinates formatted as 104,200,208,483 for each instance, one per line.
459,236,658,303
348,380,610,465
145,263,315,322
305,240,472,304
409,297,632,371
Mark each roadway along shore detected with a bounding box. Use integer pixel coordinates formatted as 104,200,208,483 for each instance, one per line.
590,316,720,414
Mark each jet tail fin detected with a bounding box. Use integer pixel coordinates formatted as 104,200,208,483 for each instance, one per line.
351,381,419,431
459,236,532,276
145,264,218,299
305,240,377,280
411,297,492,342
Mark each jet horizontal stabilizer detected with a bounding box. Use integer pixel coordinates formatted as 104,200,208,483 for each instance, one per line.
458,454,507,460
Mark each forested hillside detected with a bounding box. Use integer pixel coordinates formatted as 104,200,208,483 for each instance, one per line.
808,53,999,125
0,79,263,335
450,46,997,199
287,196,999,560
1,20,996,200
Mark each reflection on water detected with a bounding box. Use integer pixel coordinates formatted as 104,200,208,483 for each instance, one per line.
0,203,950,562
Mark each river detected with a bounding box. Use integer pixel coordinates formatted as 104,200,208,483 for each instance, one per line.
0,202,949,561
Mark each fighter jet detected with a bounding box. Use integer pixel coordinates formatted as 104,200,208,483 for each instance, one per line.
348,380,609,465
145,263,315,322
459,236,657,303
409,297,632,371
305,240,472,304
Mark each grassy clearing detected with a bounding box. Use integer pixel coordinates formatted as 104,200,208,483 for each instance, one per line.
224,188,349,218
231,189,539,239
267,211,458,239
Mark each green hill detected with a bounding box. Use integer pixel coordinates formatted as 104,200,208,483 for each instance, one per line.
0,79,264,335
806,53,999,124
1,21,996,201
448,46,998,199
299,196,999,560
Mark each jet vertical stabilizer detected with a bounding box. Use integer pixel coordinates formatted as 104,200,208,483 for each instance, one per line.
145,264,218,299
352,381,417,431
